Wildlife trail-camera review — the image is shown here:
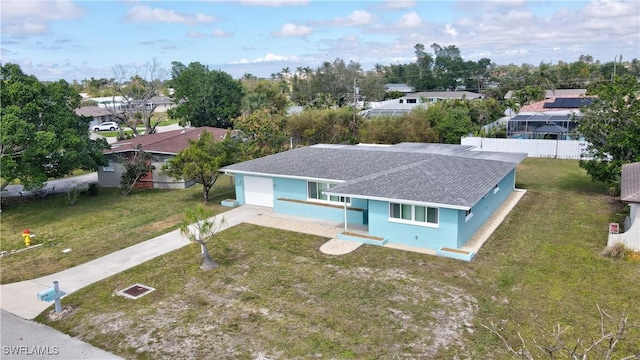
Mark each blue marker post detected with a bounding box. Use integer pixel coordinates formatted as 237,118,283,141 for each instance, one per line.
37,281,66,314
53,281,62,313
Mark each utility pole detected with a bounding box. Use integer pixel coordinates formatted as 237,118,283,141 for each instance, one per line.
352,78,357,137
611,54,622,83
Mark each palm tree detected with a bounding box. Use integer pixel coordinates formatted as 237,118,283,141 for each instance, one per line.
503,97,521,118
281,67,290,80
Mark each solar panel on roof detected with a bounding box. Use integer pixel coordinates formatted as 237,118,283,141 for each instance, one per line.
543,98,594,108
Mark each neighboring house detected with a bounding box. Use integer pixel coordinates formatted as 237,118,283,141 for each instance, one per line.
220,142,526,260
149,96,176,112
413,91,483,102
75,106,116,130
608,162,640,252
98,127,229,189
361,91,483,118
88,96,176,113
507,97,595,140
385,83,415,94
504,89,587,99
90,96,129,111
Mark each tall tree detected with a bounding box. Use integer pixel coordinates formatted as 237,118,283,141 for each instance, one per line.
0,63,108,190
108,58,168,137
168,62,243,128
162,131,236,203
241,79,289,116
427,102,478,144
577,75,640,188
234,109,289,160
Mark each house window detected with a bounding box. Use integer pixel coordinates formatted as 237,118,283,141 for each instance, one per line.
307,181,350,205
103,160,115,172
389,203,438,226
493,184,500,194
465,209,474,222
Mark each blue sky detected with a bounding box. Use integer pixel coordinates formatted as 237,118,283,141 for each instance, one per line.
1,0,639,82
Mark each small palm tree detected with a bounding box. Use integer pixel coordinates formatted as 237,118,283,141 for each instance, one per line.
180,205,226,270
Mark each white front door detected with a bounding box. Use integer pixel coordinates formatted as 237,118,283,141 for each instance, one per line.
243,176,274,207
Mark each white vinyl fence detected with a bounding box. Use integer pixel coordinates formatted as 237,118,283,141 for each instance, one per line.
461,137,590,159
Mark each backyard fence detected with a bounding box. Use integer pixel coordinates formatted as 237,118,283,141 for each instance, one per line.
461,137,590,160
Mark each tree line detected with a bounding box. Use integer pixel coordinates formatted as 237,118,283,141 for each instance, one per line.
1,44,638,194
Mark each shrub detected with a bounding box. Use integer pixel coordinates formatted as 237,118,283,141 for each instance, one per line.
87,182,99,197
600,242,628,259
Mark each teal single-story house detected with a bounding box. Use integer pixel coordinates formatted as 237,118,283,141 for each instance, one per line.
220,143,526,260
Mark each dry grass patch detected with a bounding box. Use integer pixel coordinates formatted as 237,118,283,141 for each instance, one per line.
33,159,640,358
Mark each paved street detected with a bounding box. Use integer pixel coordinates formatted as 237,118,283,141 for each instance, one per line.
0,310,122,360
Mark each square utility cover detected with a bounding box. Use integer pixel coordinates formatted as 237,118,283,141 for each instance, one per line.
116,283,155,300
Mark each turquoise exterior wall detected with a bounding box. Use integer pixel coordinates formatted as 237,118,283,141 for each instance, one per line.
367,200,460,249
273,178,367,224
231,169,516,251
456,169,515,247
232,174,246,204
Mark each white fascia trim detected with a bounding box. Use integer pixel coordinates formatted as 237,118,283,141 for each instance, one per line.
220,170,345,184
323,191,470,211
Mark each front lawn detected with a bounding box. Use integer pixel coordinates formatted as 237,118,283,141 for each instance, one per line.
35,159,640,358
0,177,234,284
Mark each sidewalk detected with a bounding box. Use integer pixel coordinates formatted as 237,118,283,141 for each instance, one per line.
0,205,268,320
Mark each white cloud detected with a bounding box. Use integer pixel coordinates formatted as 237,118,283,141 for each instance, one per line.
383,1,416,10
2,20,50,35
187,31,207,38
1,0,86,36
232,53,300,64
397,11,422,28
445,24,458,36
272,23,312,37
212,29,233,38
454,0,526,12
124,6,215,26
314,10,376,27
236,0,309,6
1,0,86,20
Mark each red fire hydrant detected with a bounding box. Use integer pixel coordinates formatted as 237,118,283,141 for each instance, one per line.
22,229,32,247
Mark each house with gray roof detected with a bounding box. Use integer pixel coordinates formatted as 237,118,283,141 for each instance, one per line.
220,142,526,260
361,91,483,118
75,106,116,130
385,83,415,94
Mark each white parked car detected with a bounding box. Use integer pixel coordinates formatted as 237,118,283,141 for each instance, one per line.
92,122,119,132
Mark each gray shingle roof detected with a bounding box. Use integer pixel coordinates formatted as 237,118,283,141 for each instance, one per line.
327,156,515,208
221,143,525,209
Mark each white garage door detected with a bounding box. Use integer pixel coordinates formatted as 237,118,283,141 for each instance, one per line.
244,176,274,207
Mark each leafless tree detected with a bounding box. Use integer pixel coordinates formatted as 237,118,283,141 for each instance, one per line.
482,304,639,359
104,58,168,137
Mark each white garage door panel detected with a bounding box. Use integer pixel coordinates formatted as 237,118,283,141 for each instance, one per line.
244,176,274,207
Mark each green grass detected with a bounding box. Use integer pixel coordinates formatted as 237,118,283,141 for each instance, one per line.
0,176,234,284
24,159,640,358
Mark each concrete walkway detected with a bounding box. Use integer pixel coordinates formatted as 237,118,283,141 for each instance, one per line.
0,205,269,320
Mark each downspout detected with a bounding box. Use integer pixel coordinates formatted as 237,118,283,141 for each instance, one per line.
344,201,348,232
